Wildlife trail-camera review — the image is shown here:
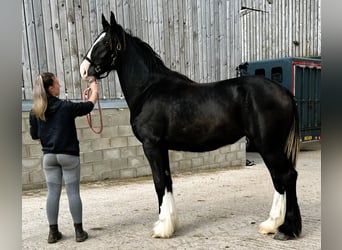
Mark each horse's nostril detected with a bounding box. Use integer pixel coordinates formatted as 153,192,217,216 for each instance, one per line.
80,69,88,79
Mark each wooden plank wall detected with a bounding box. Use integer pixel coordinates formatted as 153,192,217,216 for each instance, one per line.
241,0,321,61
22,0,321,101
22,0,241,101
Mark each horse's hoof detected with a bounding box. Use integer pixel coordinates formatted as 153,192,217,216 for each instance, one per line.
151,233,170,239
274,231,291,240
259,228,275,235
151,233,160,238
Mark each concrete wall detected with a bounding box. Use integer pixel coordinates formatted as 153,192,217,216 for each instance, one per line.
22,108,246,190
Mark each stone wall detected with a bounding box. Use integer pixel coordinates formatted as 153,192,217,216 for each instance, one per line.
22,108,246,190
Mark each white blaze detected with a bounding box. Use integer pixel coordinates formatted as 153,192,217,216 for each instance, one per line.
259,190,286,234
152,189,178,238
80,33,106,80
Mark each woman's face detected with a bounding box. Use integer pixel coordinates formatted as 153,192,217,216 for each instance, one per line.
48,77,61,96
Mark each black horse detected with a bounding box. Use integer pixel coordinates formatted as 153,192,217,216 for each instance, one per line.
80,12,301,240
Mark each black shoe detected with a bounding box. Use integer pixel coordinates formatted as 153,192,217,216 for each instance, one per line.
74,223,88,242
48,224,62,244
246,159,255,166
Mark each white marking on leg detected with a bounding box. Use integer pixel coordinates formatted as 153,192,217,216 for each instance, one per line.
152,189,178,238
259,190,286,234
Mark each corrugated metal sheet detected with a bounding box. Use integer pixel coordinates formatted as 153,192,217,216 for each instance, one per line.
22,0,241,101
241,0,321,61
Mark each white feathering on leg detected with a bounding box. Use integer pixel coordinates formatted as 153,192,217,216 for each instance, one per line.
152,189,178,238
259,190,286,234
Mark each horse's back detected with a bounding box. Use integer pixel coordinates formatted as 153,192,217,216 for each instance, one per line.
238,76,294,107
132,74,295,152
132,77,245,150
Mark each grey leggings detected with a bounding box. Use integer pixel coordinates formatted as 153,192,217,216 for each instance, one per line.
43,154,83,225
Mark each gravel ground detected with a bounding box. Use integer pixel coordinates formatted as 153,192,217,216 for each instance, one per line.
22,143,321,249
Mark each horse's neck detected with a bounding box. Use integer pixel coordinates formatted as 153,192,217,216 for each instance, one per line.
116,39,157,110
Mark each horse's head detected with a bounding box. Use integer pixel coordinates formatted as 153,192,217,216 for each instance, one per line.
80,11,125,81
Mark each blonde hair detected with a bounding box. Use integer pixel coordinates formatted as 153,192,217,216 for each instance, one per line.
32,72,55,121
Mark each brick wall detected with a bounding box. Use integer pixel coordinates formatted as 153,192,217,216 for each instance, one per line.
22,108,246,190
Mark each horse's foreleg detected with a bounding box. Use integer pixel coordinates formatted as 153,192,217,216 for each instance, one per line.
142,142,178,238
152,187,178,238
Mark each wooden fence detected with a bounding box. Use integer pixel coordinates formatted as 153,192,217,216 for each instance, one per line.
22,0,241,101
22,0,321,101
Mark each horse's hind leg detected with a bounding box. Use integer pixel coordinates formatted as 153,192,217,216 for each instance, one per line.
259,151,302,240
259,189,286,235
276,165,301,240
142,141,178,238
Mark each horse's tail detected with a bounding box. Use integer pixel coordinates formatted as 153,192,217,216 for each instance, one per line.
284,98,301,168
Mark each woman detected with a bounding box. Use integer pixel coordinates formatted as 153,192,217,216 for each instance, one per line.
29,72,98,243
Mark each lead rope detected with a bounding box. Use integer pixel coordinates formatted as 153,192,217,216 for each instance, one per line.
82,87,103,134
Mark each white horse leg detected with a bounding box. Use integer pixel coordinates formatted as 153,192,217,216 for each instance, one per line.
152,188,178,238
259,190,286,234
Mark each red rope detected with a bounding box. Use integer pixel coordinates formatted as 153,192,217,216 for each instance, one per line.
82,87,103,134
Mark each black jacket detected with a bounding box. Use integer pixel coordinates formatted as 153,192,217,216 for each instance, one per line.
29,96,94,156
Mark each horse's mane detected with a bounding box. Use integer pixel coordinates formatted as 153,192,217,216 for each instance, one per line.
126,32,194,83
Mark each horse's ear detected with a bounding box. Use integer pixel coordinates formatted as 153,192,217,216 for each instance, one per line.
109,11,125,51
110,11,118,27
102,14,110,29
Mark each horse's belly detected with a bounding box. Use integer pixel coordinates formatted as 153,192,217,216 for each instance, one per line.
165,131,243,152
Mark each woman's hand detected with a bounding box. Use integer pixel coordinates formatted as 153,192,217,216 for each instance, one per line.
87,80,99,104
89,81,99,94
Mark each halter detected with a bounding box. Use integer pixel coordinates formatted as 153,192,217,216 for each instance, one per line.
81,37,122,134
84,43,121,79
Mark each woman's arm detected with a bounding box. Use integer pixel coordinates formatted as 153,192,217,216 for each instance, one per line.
29,110,39,140
87,81,99,105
